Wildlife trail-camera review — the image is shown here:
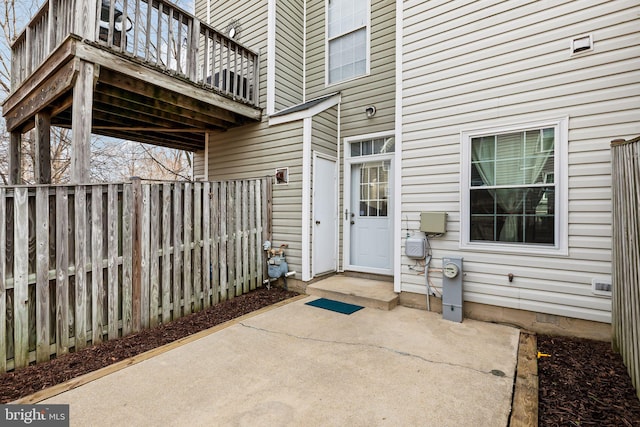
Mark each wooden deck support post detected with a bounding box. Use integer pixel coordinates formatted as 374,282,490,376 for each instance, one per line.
71,61,96,183
8,132,22,184
35,111,52,184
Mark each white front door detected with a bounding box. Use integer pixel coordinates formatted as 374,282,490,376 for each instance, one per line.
349,159,392,271
313,154,337,275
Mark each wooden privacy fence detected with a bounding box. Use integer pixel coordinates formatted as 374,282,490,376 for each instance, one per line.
0,177,272,372
611,136,640,399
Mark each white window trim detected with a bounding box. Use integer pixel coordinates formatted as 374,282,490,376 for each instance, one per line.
459,117,569,256
324,0,371,87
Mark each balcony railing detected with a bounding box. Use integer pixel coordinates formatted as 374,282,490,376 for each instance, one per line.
10,0,259,106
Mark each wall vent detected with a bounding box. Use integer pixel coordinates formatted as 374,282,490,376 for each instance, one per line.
591,278,612,296
571,34,593,55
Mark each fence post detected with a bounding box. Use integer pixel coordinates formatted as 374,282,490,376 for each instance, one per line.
131,178,142,332
610,136,640,400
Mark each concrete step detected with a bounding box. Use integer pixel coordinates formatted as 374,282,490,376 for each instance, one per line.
306,276,398,311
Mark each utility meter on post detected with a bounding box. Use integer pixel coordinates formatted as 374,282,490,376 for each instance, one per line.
442,256,463,322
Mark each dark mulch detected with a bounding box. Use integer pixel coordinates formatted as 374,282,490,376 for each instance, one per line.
538,334,640,426
0,286,299,404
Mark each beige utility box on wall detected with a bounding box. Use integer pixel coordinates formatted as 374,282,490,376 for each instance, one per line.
420,212,447,234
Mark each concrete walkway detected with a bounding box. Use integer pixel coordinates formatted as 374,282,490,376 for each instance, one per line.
41,296,520,426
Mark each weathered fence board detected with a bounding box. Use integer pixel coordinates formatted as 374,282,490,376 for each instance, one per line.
172,184,182,320
35,187,50,363
107,185,118,340
122,185,133,336
193,183,202,312
74,186,87,351
0,188,6,373
13,188,29,369
149,185,160,327
55,187,69,355
211,183,220,305
611,136,640,400
140,185,151,329
219,183,228,302
91,187,104,344
202,182,211,309
183,183,192,314
161,184,172,323
0,178,270,373
227,182,236,300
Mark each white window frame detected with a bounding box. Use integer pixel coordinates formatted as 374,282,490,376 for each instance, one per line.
325,0,371,86
460,117,569,256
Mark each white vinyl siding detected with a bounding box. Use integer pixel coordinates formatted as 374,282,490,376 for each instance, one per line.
196,0,268,108
401,0,640,323
275,1,305,110
307,0,395,140
204,123,305,273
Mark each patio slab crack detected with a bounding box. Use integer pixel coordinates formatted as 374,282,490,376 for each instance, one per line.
239,322,507,378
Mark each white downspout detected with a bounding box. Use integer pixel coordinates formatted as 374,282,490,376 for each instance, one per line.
336,99,342,272
393,0,403,293
267,0,277,115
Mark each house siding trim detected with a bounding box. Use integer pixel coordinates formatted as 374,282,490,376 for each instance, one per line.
302,117,313,281
269,93,341,125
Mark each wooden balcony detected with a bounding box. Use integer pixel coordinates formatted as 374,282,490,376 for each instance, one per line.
2,0,262,182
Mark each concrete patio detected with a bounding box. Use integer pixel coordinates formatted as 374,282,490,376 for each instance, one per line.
39,295,520,426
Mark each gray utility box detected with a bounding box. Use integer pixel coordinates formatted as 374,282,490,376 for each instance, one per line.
442,256,463,322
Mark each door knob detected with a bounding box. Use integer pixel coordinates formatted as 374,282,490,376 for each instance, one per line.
350,220,355,225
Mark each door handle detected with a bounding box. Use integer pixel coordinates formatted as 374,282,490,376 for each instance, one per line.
315,220,321,225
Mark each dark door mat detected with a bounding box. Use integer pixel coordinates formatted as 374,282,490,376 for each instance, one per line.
305,298,364,315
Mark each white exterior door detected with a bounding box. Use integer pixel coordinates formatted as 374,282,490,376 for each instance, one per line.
349,159,392,271
313,154,337,275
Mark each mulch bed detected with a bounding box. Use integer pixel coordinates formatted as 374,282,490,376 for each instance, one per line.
0,286,298,404
538,334,640,426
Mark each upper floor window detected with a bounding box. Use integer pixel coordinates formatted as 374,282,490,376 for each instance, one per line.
326,0,369,85
460,118,568,255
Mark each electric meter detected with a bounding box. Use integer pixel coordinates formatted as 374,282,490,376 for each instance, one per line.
443,262,459,279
